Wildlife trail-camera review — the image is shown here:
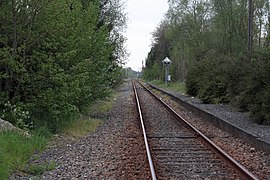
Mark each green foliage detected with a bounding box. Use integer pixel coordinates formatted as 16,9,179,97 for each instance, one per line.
122,67,138,78
63,90,116,137
32,125,53,139
0,0,126,132
145,0,270,124
187,56,231,104
249,86,270,124
143,22,170,81
63,118,101,138
83,91,117,117
238,52,270,124
150,80,186,94
0,131,47,179
143,62,162,81
1,101,31,129
186,52,270,124
170,82,186,95
0,88,117,178
23,161,56,175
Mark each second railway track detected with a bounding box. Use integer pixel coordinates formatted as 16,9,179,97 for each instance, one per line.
132,80,258,180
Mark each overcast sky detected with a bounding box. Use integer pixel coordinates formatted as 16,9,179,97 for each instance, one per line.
124,0,169,71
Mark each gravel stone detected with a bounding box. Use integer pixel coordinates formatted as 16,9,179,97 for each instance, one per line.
11,81,150,179
150,84,270,144
136,83,239,179
148,84,270,179
11,81,270,179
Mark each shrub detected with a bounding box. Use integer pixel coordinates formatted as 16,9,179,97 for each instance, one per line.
186,50,270,124
225,57,251,110
1,102,32,130
186,56,232,104
186,63,200,97
240,53,270,124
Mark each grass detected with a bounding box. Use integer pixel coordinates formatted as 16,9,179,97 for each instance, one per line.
149,80,186,94
62,118,102,138
0,131,47,179
23,161,56,175
0,91,118,179
62,91,117,138
84,92,117,117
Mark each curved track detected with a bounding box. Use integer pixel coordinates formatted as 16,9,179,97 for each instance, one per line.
132,80,258,179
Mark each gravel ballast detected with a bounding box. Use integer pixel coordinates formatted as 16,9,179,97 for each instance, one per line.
11,81,150,179
136,83,239,179
10,81,270,179
148,83,270,179
149,84,270,153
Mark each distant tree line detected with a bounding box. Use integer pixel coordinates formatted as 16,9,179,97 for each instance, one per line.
122,67,139,79
0,0,127,131
143,0,270,124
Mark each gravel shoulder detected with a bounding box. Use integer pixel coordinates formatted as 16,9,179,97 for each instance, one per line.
149,84,270,146
11,81,150,179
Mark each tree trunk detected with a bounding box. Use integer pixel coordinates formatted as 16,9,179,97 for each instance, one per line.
248,0,253,57
259,16,262,47
266,0,270,47
12,0,17,56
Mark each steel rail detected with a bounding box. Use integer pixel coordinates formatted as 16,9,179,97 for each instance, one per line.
132,81,157,180
137,80,259,180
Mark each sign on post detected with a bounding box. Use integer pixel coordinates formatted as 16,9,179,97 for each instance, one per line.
162,57,172,86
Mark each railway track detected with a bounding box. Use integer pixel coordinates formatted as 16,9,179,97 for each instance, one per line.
132,80,258,180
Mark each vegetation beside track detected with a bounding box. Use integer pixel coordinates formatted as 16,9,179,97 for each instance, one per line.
0,0,127,133
0,131,47,179
0,91,117,179
143,1,270,125
148,80,186,95
63,92,117,138
0,0,127,177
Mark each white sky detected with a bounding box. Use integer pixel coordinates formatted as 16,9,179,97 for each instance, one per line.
124,0,169,71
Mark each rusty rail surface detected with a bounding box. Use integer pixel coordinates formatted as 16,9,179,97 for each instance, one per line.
132,81,157,180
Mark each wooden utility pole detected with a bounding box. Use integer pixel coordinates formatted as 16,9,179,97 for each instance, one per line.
248,0,253,58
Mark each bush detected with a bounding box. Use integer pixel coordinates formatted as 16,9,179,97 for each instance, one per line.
225,57,251,110
240,53,270,124
0,0,126,133
1,102,32,130
186,63,200,96
186,50,270,124
143,63,162,81
186,56,231,103
250,86,270,124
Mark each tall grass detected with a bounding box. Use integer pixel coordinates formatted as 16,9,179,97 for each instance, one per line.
149,80,186,94
0,131,47,179
63,118,101,138
63,92,117,138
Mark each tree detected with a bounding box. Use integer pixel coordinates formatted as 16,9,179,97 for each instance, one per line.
248,0,253,57
143,21,171,81
0,0,127,131
144,0,270,124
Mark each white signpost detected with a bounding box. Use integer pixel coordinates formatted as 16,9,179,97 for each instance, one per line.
162,57,172,86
